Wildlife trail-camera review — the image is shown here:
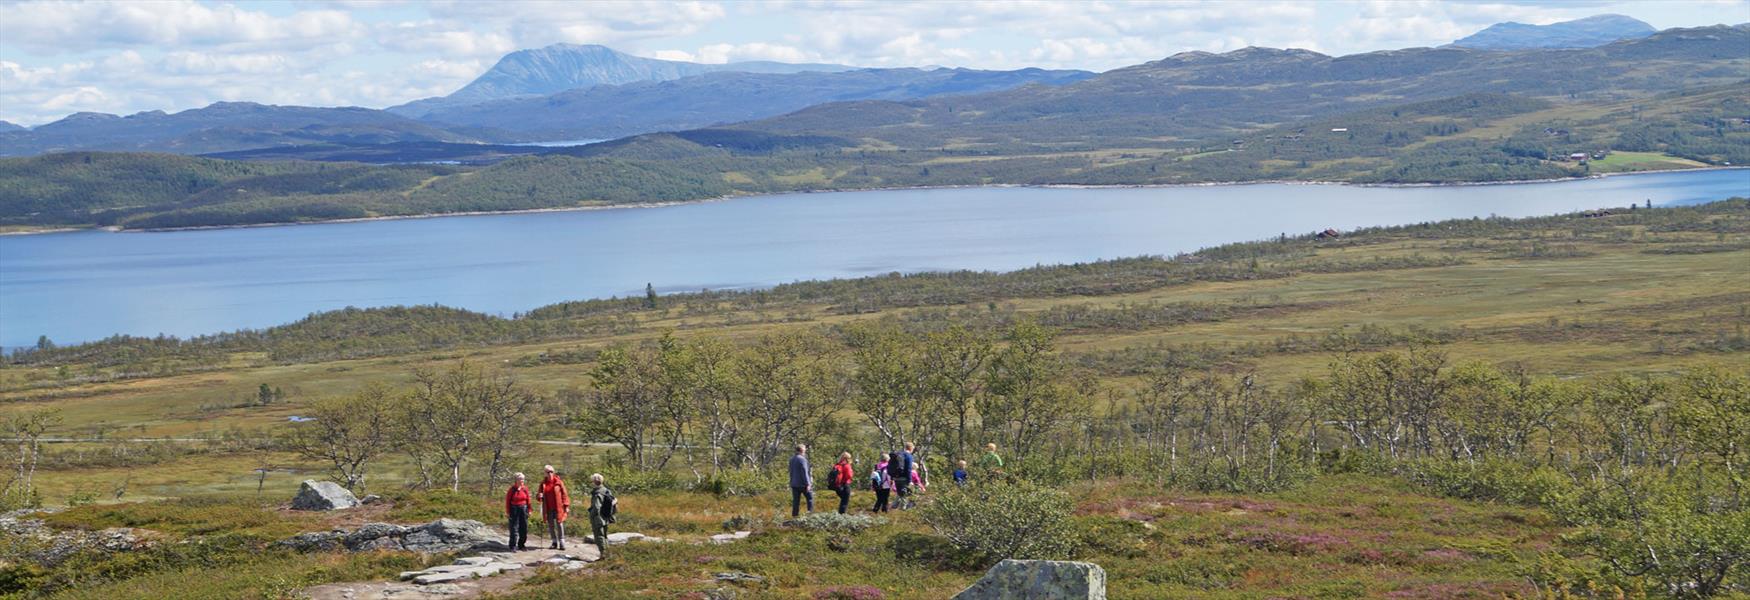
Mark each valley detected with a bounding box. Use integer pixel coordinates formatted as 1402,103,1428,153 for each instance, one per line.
1,7,1746,599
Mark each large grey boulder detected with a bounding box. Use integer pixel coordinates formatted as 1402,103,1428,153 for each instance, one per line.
953,560,1107,600
291,480,359,511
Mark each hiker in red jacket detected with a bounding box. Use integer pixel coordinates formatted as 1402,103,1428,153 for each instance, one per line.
504,472,531,551
831,452,856,514
536,465,571,550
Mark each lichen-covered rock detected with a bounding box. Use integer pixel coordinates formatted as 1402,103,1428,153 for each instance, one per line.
3,508,156,567
400,518,502,553
277,530,347,552
279,519,500,554
291,480,360,511
343,522,409,550
952,560,1106,600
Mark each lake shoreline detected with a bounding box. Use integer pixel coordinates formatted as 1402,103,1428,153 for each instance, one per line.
4,165,1744,236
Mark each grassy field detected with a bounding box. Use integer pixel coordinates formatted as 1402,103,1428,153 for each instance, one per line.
2,201,1745,598
1589,150,1711,173
15,473,1561,599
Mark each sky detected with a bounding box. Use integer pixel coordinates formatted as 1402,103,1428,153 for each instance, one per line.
1,0,1746,126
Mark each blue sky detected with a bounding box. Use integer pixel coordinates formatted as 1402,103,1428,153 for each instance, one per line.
1,0,1745,125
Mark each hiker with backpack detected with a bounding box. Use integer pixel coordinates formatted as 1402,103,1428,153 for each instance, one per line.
588,472,617,559
789,444,814,518
888,444,915,509
830,452,856,514
536,465,570,550
870,454,894,513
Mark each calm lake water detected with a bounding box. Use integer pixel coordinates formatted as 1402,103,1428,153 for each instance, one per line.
2,169,1746,348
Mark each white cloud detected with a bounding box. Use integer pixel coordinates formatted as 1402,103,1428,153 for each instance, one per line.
3,0,362,53
376,24,517,58
693,42,819,64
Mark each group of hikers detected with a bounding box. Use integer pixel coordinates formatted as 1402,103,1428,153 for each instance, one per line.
788,441,1005,517
502,465,616,557
501,442,1003,555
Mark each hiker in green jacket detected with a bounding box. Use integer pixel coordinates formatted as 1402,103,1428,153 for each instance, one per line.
587,473,615,559
976,442,1004,480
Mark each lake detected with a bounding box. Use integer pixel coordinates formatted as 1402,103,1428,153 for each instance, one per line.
2,169,1746,349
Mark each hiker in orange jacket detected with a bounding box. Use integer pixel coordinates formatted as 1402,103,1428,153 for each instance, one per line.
536,465,571,550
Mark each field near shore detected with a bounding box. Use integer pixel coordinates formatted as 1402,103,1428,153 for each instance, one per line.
1,200,1746,598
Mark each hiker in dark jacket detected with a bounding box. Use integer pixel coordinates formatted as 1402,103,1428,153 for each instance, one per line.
789,444,814,517
587,473,613,559
889,443,915,508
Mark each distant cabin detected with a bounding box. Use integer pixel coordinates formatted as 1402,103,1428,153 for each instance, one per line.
1568,152,1589,162
1316,228,1341,239
1329,128,1348,133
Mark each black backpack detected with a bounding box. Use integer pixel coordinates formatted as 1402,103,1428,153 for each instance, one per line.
599,488,617,523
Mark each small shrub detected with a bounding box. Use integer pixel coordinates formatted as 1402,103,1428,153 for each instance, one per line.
1319,447,1393,476
722,515,753,531
65,488,98,508
387,489,497,523
826,533,854,553
813,585,884,600
1399,459,1573,506
1071,515,1155,559
695,469,783,497
918,480,1078,567
601,467,681,493
887,532,985,572
788,512,886,533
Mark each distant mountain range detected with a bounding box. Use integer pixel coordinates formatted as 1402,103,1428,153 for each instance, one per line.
387,43,852,117
0,121,22,133
0,18,1742,163
0,47,1088,156
414,67,1093,140
0,102,479,156
1451,14,1656,49
731,25,1750,149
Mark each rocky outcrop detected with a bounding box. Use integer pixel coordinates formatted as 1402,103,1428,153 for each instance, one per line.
953,560,1107,600
291,480,359,511
401,519,502,552
277,519,504,553
0,508,153,567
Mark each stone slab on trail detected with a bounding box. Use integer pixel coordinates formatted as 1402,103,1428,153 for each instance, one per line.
952,559,1107,600
303,545,599,600
594,531,671,545
709,531,752,544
